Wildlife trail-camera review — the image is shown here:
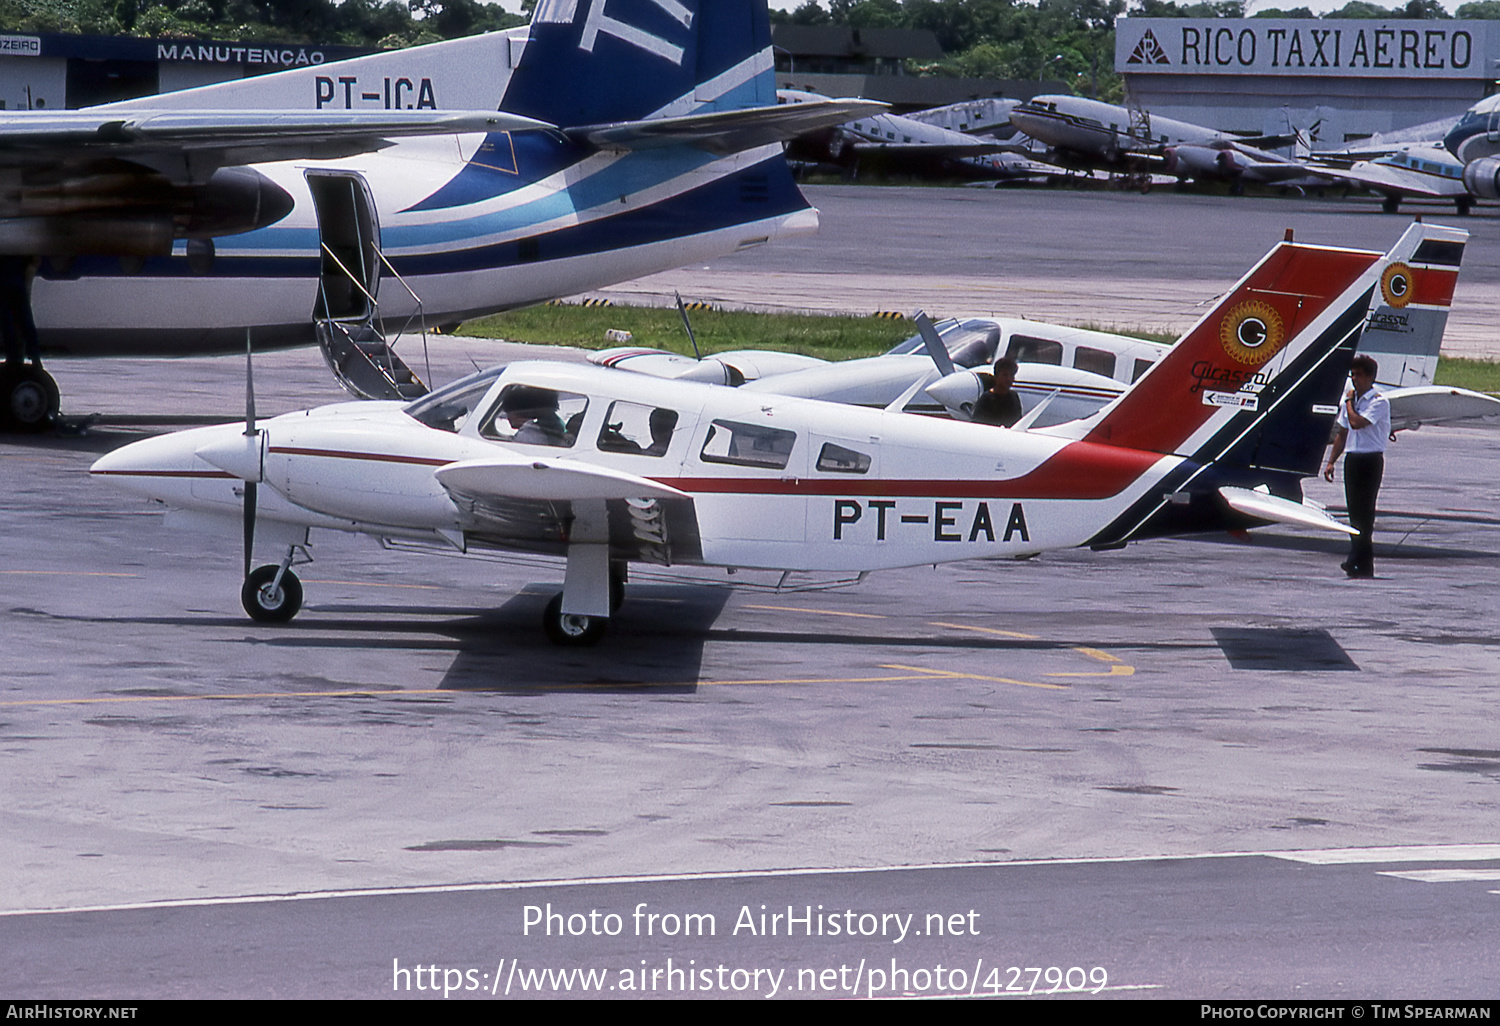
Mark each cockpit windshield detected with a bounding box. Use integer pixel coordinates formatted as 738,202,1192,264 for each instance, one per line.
883,319,1003,368
403,367,504,433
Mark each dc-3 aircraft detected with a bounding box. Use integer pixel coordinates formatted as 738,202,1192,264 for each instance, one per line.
1011,92,1500,215
93,224,1449,645
0,0,875,429
1008,94,1317,189
593,223,1497,434
779,90,1053,182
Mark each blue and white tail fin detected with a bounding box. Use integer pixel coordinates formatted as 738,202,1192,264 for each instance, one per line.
1358,222,1465,389
503,0,774,126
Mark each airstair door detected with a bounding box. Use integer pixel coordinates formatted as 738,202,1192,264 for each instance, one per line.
307,171,381,323
305,171,427,400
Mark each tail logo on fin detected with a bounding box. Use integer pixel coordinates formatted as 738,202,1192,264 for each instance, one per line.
1219,300,1285,363
1381,263,1413,307
535,0,694,66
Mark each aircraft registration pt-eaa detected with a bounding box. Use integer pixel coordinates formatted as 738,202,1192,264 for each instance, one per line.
91,224,1444,645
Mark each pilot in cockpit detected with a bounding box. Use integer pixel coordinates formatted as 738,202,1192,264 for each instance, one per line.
500,385,571,446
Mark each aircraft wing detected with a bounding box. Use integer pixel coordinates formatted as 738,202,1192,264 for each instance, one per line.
566,99,886,154
848,139,1016,158
1304,162,1459,200
436,456,689,502
1386,385,1500,431
0,108,551,175
436,455,702,564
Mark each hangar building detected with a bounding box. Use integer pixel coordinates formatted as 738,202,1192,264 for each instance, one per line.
1116,17,1499,143
0,31,368,110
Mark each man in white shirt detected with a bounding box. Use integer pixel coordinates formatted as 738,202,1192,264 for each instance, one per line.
1323,355,1391,578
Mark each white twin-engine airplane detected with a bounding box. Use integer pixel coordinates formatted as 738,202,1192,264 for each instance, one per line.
593,223,1494,433
0,0,875,428
91,225,1443,645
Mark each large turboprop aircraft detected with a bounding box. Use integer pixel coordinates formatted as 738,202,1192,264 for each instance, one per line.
0,0,875,430
91,225,1442,645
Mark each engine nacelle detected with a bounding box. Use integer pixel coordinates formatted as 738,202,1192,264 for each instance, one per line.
1164,144,1222,178
1462,156,1500,199
0,165,293,256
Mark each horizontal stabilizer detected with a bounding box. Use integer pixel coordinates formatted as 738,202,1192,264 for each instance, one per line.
568,99,886,154
436,456,689,503
1220,486,1357,535
1387,385,1500,430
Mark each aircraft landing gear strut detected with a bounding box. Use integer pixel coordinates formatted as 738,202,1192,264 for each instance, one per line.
540,558,626,647
242,548,304,623
543,593,606,646
1,255,57,432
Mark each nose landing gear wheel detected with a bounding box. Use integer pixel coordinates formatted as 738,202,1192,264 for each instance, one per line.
242,565,303,623
543,593,607,647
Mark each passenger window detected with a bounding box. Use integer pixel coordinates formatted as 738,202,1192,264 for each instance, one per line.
1007,335,1064,365
700,419,796,470
1132,358,1155,382
596,401,678,457
816,442,871,474
1073,346,1116,378
479,384,588,447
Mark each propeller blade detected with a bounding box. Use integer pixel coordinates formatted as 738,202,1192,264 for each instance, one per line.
243,480,257,577
913,311,956,378
243,328,257,577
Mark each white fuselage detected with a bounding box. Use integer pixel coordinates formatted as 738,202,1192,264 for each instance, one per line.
93,361,1183,574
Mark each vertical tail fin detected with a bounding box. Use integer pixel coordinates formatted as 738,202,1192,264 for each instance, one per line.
1076,224,1451,549
1049,231,1395,473
1358,223,1466,388
502,0,774,127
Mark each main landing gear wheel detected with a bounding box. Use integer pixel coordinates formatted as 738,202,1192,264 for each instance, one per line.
1,364,59,432
543,593,607,647
241,565,303,623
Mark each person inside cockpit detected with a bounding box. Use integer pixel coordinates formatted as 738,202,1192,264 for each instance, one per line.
500,385,570,446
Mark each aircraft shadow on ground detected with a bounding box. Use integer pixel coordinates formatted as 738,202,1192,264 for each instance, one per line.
270,584,733,693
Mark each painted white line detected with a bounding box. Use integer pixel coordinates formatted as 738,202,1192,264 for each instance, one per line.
1268,844,1500,865
1378,869,1500,883
6,844,1499,918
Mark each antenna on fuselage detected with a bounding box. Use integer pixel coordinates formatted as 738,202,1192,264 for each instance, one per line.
674,291,702,361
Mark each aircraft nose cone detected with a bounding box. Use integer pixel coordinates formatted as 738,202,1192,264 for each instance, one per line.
196,431,265,482
90,424,239,499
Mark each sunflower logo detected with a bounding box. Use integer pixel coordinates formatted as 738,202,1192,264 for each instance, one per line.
1219,300,1286,365
1381,263,1413,308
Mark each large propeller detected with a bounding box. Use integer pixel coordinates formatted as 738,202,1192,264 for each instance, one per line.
242,327,257,577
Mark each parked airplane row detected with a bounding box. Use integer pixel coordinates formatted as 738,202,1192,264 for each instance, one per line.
1007,92,1500,214
93,222,1466,645
0,0,876,431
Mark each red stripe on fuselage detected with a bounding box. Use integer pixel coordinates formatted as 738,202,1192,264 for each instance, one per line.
268,446,452,467
1084,244,1378,456
657,440,1162,500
